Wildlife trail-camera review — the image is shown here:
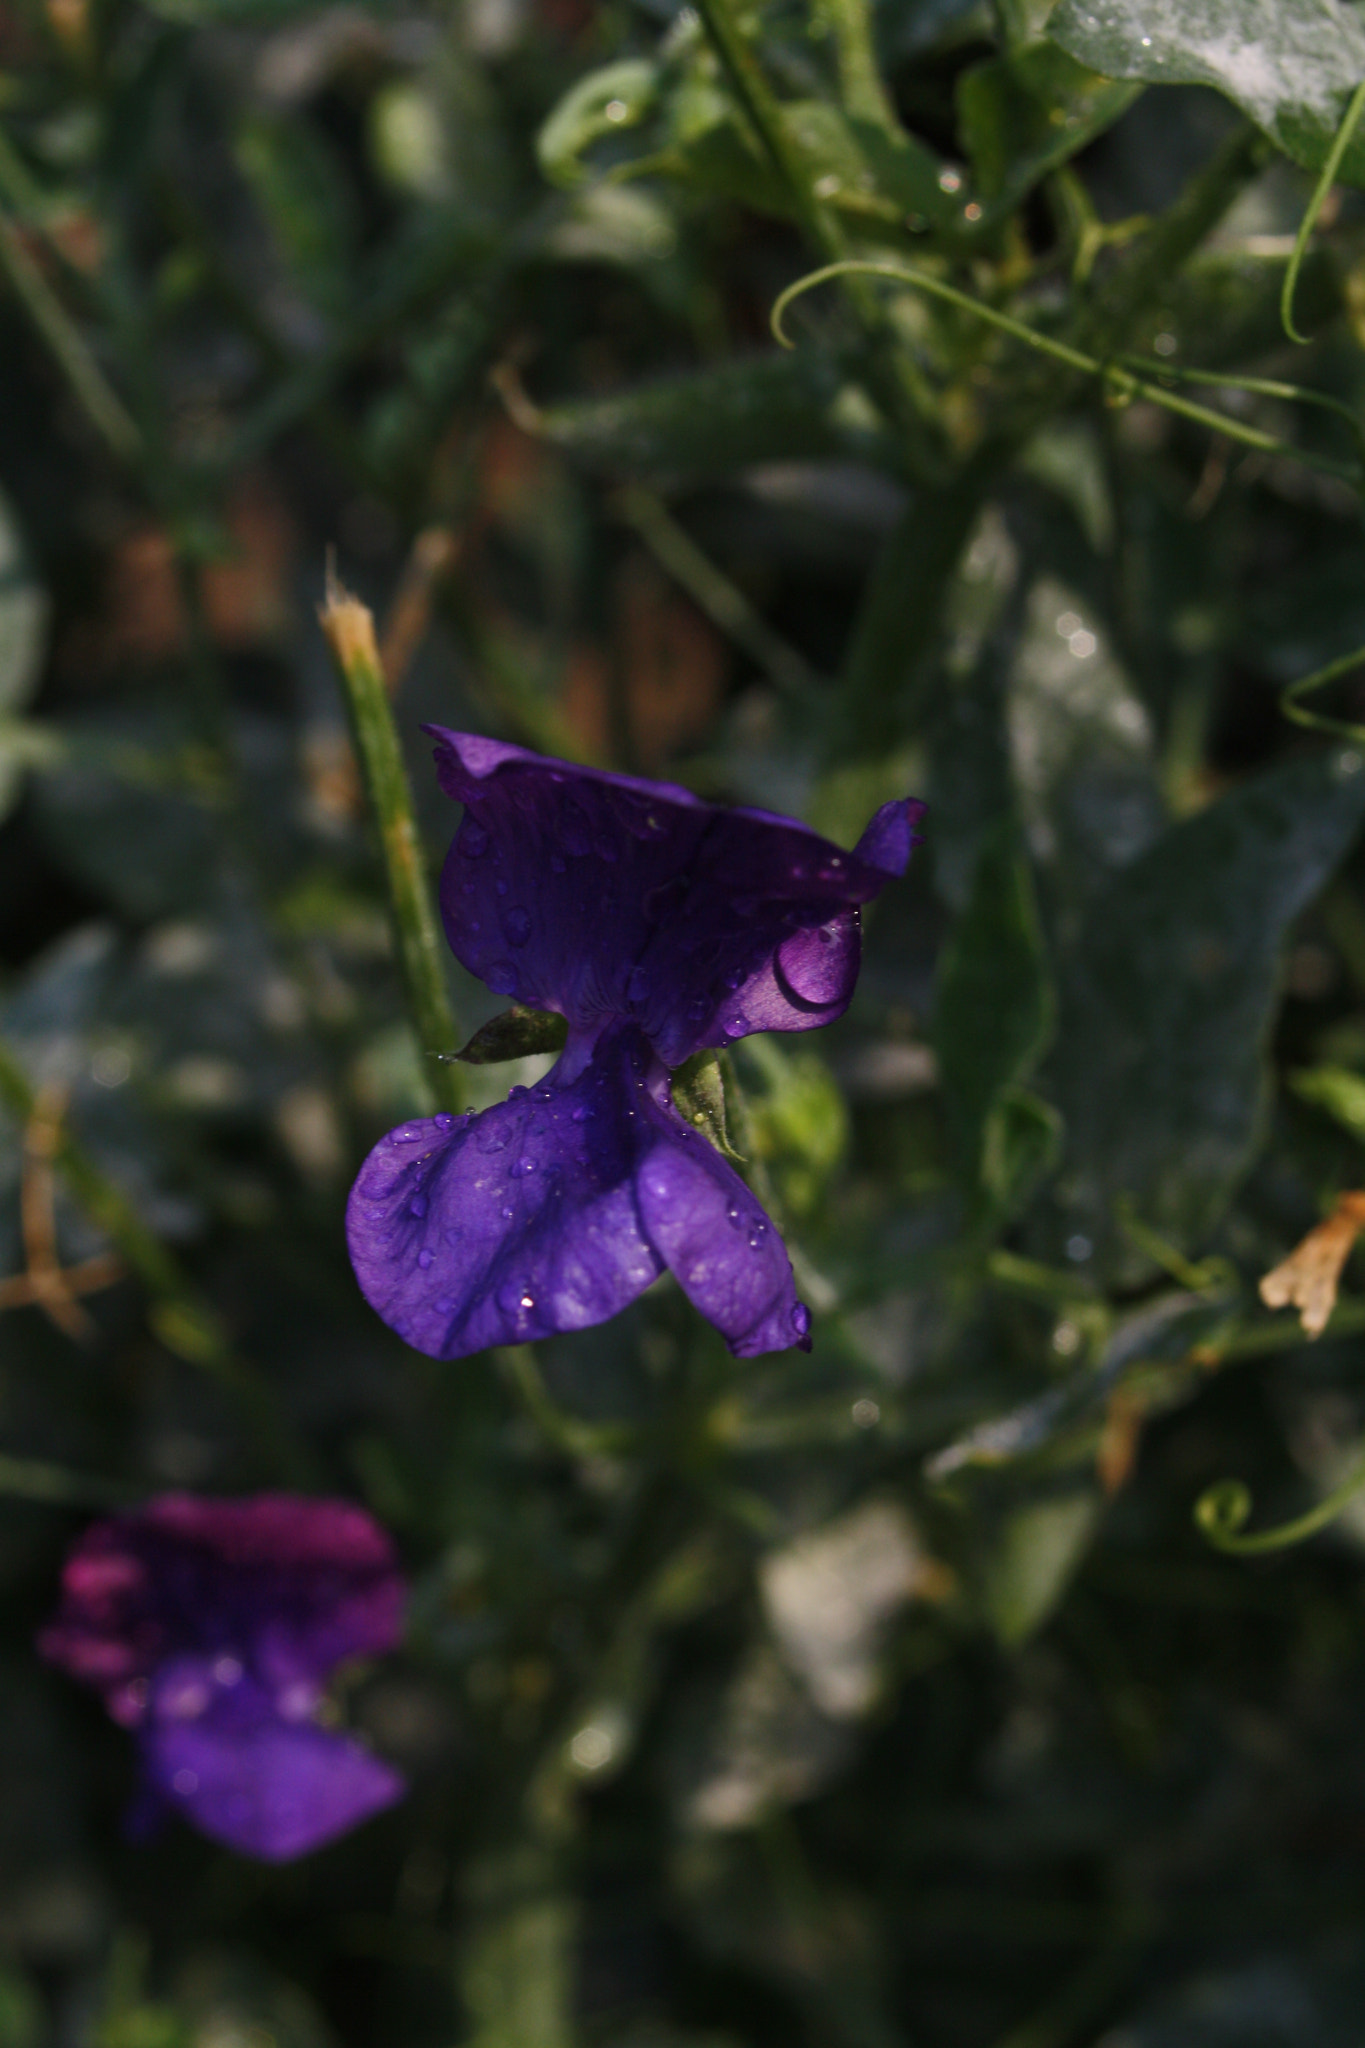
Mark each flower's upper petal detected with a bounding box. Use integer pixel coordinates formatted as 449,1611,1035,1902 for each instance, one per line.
38,1497,404,1706
635,1084,812,1358
346,1035,665,1360
425,728,923,1066
144,1673,404,1862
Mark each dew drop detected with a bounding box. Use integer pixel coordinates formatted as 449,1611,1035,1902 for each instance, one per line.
505,906,533,947
747,1219,768,1248
409,1194,428,1219
390,1125,425,1145
461,820,490,858
417,1248,433,1268
500,1204,514,1220
476,1123,513,1154
722,1009,748,1038
444,1227,463,1245
510,1155,537,1178
791,1301,811,1338
571,1104,594,1123
725,1200,743,1230
486,960,519,996
495,877,509,897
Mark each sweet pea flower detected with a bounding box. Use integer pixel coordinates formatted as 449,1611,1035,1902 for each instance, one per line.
40,1494,406,1861
348,732,923,1360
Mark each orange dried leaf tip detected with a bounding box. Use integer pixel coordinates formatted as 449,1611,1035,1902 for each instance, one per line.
1259,1191,1365,1337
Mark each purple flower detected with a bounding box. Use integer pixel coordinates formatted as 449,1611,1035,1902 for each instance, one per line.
40,1494,406,1862
348,733,923,1360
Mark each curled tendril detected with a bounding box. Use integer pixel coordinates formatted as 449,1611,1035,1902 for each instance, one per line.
1282,78,1365,345
1195,1447,1365,1555
769,260,1365,489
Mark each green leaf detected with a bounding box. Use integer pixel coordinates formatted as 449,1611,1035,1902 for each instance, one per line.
982,1084,1062,1214
1290,1063,1365,1141
957,42,1140,207
235,111,356,319
528,351,886,481
1048,0,1365,186
933,815,1055,1160
449,1006,568,1066
1045,749,1365,1276
536,59,662,189
978,1486,1100,1645
672,1049,745,1163
0,1963,41,2048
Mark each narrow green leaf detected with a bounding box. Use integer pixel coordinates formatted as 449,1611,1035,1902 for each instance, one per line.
957,44,1139,209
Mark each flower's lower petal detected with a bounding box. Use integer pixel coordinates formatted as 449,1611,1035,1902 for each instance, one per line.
347,1049,664,1360
634,1098,811,1358
854,797,926,876
145,1685,404,1861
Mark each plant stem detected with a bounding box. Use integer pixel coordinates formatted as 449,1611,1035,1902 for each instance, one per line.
692,0,943,478
319,571,464,1114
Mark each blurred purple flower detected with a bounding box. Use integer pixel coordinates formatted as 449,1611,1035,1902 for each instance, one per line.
40,1494,406,1862
348,732,923,1360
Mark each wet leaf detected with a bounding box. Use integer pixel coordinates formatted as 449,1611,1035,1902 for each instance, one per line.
1045,750,1365,1276
1048,0,1365,185
933,815,1054,1167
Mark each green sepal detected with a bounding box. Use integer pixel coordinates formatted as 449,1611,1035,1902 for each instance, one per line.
445,1006,569,1067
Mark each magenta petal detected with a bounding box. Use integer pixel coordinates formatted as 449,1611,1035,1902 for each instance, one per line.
346,1038,665,1360
146,1679,403,1862
636,1095,811,1358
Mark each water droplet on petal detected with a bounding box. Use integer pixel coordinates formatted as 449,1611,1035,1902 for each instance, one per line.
486,960,519,996
725,1201,743,1230
476,1123,513,1154
505,907,533,947
510,1155,537,1178
435,1112,456,1131
571,1104,594,1122
460,820,489,858
495,878,509,897
409,1194,428,1218
418,1247,433,1268
791,1302,811,1338
390,1125,425,1145
722,1009,748,1038
500,1205,514,1220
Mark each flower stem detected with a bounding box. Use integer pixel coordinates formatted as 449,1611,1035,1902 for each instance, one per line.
319,569,464,1115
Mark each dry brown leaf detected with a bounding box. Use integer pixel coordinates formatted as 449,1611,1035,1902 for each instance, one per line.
1259,1191,1365,1338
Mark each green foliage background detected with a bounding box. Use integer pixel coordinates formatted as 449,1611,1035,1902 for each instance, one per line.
4,0,1365,2041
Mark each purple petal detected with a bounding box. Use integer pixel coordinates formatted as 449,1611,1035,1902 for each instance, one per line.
636,1086,812,1358
346,1033,665,1360
425,728,923,1067
144,1677,404,1862
854,797,926,876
